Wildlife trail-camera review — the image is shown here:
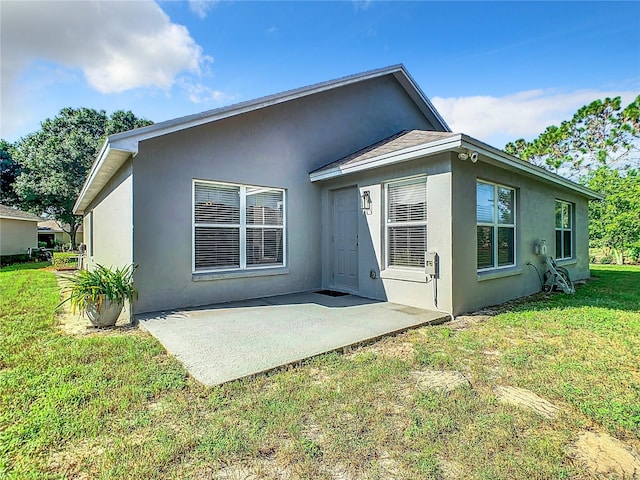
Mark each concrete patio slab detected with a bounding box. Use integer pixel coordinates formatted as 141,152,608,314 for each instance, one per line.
138,291,447,386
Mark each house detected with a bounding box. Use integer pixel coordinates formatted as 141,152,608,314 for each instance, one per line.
73,65,601,316
0,204,42,256
37,220,83,248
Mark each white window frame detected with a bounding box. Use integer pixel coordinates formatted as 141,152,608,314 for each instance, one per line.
555,199,574,260
384,175,428,270
192,179,286,274
477,180,516,272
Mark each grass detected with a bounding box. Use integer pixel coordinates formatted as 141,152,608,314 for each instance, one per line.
1,264,638,478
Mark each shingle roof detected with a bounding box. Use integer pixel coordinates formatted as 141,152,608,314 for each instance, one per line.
311,130,458,174
37,219,82,233
0,204,43,221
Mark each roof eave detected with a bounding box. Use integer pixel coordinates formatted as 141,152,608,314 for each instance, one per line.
309,135,463,182
73,142,133,215
106,65,450,150
459,135,604,200
0,215,42,222
310,133,603,200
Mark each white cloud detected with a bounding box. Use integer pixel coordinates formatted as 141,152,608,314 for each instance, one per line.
432,88,639,147
189,0,218,19
0,0,215,137
178,78,237,105
352,0,373,11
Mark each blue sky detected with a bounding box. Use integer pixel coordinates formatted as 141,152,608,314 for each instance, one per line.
2,1,639,147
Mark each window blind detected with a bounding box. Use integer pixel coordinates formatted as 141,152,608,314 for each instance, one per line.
386,177,427,269
194,181,285,272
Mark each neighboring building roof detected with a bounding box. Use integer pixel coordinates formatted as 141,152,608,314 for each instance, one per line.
310,130,603,200
37,219,83,233
0,204,43,222
73,65,449,214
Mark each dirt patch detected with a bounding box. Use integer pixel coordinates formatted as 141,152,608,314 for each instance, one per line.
47,439,104,479
448,314,493,331
572,431,640,479
356,336,416,360
56,306,137,337
439,457,465,479
494,385,560,419
412,368,471,393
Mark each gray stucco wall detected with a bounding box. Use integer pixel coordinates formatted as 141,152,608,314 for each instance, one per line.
317,151,591,316
451,155,591,314
84,160,133,270
131,75,438,313
319,153,454,312
0,219,38,255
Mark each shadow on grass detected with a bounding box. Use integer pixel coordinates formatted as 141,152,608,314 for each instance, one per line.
0,261,52,272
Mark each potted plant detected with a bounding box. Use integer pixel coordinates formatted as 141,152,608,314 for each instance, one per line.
61,264,138,327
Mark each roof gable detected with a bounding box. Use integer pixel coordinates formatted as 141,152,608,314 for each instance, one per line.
74,65,448,214
107,65,449,153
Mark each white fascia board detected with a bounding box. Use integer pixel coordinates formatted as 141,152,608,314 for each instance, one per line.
310,133,603,200
309,135,463,182
459,136,603,200
105,65,440,153
74,139,110,214
393,69,451,132
73,143,133,214
0,215,41,222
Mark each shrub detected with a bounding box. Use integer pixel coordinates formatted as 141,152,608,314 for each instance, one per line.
0,254,32,267
52,252,78,270
600,255,614,264
60,264,138,313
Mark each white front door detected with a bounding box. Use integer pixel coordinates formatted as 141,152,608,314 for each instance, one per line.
331,187,359,291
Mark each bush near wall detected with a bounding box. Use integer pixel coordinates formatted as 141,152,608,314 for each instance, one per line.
0,254,32,267
52,252,78,270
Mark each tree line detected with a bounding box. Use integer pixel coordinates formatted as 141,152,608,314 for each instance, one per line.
505,95,640,264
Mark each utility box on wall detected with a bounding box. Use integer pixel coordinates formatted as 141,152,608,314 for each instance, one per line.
425,251,438,278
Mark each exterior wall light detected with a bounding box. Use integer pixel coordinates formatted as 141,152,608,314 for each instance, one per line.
361,190,372,210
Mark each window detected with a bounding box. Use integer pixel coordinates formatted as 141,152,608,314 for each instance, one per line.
386,176,427,268
555,200,573,260
193,180,285,273
477,180,516,270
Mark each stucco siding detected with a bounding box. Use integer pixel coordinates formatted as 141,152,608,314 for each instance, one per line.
131,76,437,313
319,152,454,312
0,219,38,255
451,156,591,314
84,160,133,270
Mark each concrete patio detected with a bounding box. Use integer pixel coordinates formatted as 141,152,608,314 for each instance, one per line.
138,291,448,386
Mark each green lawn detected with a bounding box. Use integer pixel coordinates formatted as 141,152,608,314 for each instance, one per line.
1,264,638,479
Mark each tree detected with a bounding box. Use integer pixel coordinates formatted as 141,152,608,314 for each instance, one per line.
586,167,640,264
505,95,640,264
13,108,152,246
505,95,640,178
0,140,21,207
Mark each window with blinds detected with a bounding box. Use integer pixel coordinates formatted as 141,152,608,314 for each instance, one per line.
386,177,427,268
193,181,285,272
476,180,516,271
